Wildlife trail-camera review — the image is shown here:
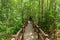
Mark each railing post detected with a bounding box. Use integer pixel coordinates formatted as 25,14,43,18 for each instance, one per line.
22,26,25,40
44,34,50,40
11,35,18,40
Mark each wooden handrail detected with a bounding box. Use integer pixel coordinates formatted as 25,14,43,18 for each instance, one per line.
34,22,46,35
12,20,50,40
33,22,49,40
39,33,44,40
12,19,28,40
12,24,26,40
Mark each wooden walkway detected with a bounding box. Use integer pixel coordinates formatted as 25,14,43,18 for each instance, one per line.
24,21,38,40
11,20,50,40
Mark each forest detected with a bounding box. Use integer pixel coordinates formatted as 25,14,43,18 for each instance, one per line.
0,0,60,40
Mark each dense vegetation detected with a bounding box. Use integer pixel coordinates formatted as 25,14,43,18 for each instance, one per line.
0,0,60,40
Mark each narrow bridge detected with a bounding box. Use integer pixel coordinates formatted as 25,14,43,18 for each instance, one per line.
11,20,50,40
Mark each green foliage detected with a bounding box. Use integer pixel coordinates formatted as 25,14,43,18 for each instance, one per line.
0,0,60,40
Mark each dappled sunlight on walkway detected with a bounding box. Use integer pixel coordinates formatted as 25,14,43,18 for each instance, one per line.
24,21,38,40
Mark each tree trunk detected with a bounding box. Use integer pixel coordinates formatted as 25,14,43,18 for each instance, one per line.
21,0,24,23
42,0,44,22
38,0,40,26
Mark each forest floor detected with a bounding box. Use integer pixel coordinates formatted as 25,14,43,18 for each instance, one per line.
57,29,60,40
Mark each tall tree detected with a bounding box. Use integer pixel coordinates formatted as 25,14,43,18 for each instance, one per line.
0,0,2,21
42,0,44,22
53,0,57,40
48,0,57,40
21,0,24,23
38,0,40,26
5,0,9,24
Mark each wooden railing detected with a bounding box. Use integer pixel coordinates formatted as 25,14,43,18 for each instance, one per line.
12,25,24,40
12,20,50,40
33,22,50,40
